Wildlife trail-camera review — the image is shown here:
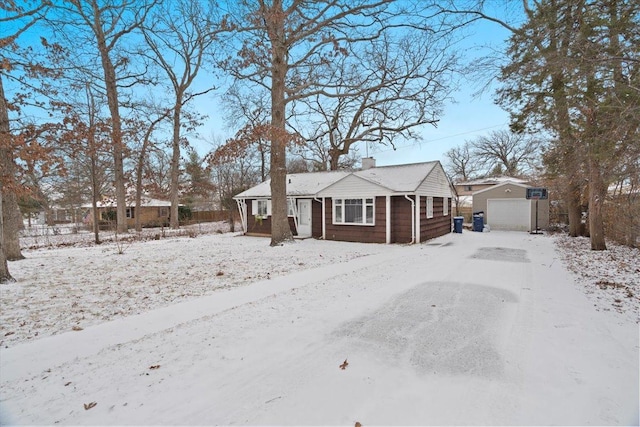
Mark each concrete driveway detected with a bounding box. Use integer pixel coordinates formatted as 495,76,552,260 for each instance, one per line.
1,231,638,425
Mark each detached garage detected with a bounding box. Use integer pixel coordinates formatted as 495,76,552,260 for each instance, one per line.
472,182,549,232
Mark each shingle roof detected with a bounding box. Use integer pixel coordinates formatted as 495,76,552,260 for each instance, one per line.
234,161,444,199
353,161,438,192
234,170,350,198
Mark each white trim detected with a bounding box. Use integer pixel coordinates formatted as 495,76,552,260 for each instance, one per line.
415,195,421,242
236,199,247,233
426,196,434,219
443,197,449,216
332,197,375,226
386,195,391,244
473,181,531,196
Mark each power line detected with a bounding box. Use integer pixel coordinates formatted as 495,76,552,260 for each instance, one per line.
374,123,508,154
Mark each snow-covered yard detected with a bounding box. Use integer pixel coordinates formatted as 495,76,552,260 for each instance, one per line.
1,225,638,425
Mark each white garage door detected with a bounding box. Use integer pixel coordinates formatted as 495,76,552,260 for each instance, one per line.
487,199,531,231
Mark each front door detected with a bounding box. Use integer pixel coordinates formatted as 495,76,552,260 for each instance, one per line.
297,199,312,237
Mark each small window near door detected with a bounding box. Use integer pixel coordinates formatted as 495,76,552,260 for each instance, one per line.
426,197,433,219
287,199,295,217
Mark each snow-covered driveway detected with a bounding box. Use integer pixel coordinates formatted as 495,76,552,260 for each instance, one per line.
1,231,638,425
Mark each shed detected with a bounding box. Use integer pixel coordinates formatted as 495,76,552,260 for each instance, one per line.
472,181,550,232
233,161,454,244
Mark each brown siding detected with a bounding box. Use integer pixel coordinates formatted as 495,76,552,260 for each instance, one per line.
246,200,272,235
391,196,412,243
312,200,322,238
423,197,451,240
324,196,387,243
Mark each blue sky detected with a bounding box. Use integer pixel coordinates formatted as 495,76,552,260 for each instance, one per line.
188,7,515,168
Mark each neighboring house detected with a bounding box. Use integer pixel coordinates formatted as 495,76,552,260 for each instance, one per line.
233,160,453,244
453,176,530,222
82,197,173,228
472,181,550,232
454,176,530,196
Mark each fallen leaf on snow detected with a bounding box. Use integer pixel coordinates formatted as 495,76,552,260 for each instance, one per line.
83,402,97,410
149,365,161,370
72,326,83,331
339,359,348,370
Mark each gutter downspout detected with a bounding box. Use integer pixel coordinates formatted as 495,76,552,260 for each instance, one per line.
404,194,415,244
314,197,325,239
235,199,247,234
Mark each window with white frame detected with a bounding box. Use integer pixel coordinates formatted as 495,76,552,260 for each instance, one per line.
333,198,374,225
443,197,449,216
251,199,272,218
426,197,433,219
287,199,295,217
126,207,135,219
257,200,268,217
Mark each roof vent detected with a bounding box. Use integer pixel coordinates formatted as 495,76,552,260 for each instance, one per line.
361,157,376,170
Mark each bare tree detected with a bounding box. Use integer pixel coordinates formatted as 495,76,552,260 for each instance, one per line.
222,83,271,182
225,0,454,245
470,130,543,177
140,0,220,229
207,135,261,231
297,30,457,170
444,141,481,181
50,0,159,234
0,75,14,282
1,0,55,274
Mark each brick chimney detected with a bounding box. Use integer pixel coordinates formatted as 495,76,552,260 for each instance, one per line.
361,157,376,170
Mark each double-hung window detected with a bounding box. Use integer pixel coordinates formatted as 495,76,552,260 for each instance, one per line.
426,197,434,219
251,199,272,219
443,197,449,216
333,198,374,225
257,200,269,217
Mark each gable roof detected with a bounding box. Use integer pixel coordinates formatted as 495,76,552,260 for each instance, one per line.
234,161,450,199
352,161,439,192
456,176,529,186
472,180,531,196
233,170,350,199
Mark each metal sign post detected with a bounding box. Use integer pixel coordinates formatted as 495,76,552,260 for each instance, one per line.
526,188,548,235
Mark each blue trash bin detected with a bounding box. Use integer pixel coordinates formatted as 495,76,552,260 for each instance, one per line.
453,216,464,233
472,212,484,232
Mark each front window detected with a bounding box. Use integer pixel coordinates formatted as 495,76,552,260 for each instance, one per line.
333,198,374,225
126,207,135,219
443,198,449,216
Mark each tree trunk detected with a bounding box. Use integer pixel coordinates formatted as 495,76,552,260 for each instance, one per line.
0,75,24,262
268,0,293,246
588,158,607,250
91,0,127,234
0,192,14,283
170,103,182,229
0,76,15,281
2,192,25,260
566,180,584,237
